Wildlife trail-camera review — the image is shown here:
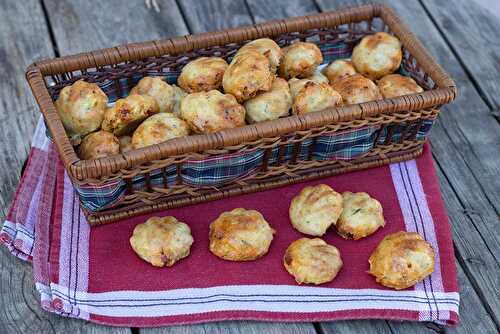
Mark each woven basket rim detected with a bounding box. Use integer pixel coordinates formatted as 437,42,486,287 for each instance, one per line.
25,3,456,181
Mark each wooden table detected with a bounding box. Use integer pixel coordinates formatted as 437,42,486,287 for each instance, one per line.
1,0,499,333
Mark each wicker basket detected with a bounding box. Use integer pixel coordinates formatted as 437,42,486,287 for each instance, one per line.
26,4,456,225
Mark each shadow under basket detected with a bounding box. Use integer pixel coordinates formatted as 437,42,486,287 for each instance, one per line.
26,3,456,225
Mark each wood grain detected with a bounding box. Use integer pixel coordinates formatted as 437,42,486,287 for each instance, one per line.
421,0,500,110
177,0,253,32
141,321,316,334
42,0,188,54
0,0,52,219
246,0,318,23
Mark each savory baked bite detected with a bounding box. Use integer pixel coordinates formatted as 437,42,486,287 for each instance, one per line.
209,208,275,261
118,135,133,153
236,38,283,73
78,130,120,160
369,231,435,290
130,216,194,267
284,238,343,285
322,59,357,83
177,57,228,93
377,74,424,98
289,184,343,236
130,76,186,114
222,50,274,102
307,69,330,84
180,90,246,134
279,42,323,79
336,192,385,240
352,32,402,80
244,78,292,123
102,94,159,136
332,74,382,105
292,82,343,115
55,79,108,144
131,113,190,149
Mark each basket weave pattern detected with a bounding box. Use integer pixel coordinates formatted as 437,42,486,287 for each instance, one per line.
25,4,456,225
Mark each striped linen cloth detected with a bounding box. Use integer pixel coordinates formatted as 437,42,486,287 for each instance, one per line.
1,118,459,327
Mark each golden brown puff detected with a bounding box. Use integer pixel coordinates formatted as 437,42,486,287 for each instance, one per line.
289,184,343,236
180,90,246,134
288,71,329,99
352,32,402,80
78,131,119,160
307,70,330,84
244,78,292,123
332,74,382,105
130,216,194,267
322,59,357,84
209,208,275,261
278,42,323,79
236,38,283,73
222,50,274,103
177,57,228,93
118,135,133,153
369,231,435,290
336,192,385,240
377,74,424,99
102,94,159,136
292,82,343,115
131,113,190,149
55,79,108,144
284,238,343,285
130,76,185,114
170,85,187,116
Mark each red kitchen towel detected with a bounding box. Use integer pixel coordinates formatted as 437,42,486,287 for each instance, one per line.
1,118,459,327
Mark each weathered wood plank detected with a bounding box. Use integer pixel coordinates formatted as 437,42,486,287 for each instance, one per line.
0,247,129,334
420,0,500,111
141,321,316,334
42,0,189,55
315,0,500,327
0,0,51,218
177,0,253,32
246,0,318,23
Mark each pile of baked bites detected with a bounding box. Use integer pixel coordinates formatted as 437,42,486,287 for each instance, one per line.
54,32,424,160
129,184,436,290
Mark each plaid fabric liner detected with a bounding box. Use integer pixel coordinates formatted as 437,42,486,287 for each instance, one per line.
43,40,437,212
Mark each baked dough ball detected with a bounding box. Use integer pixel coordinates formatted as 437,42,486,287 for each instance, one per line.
131,113,190,149
289,184,343,236
377,74,424,99
118,135,133,153
209,208,275,261
55,80,108,144
292,82,343,115
284,238,343,285
180,90,245,134
322,59,357,83
307,70,330,84
130,76,186,114
130,216,194,267
237,38,283,73
177,57,228,93
78,131,119,160
332,74,382,105
244,78,292,123
369,231,435,290
102,94,159,136
336,192,385,240
223,50,273,102
279,42,323,79
352,32,402,80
